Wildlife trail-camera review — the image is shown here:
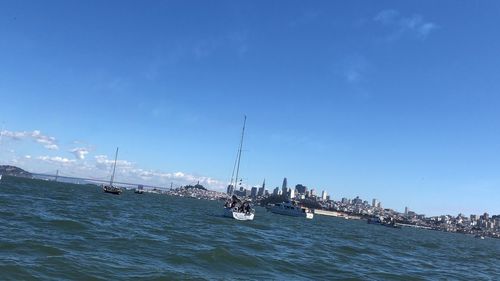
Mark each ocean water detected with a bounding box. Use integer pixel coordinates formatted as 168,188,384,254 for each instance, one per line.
0,176,498,280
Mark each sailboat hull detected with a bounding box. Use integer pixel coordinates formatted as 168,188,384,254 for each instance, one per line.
103,185,122,195
223,207,254,221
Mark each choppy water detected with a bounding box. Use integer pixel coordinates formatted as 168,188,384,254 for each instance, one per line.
0,176,498,280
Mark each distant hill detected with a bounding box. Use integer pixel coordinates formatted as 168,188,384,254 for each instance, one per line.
0,165,32,178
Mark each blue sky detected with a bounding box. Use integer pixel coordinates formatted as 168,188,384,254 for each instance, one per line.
1,1,500,216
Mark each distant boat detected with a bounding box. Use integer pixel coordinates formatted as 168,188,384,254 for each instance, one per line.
267,200,314,219
223,116,255,221
474,234,485,240
367,216,401,228
102,147,122,195
135,185,144,194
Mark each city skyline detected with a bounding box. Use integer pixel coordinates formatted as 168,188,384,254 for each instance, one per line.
1,1,500,216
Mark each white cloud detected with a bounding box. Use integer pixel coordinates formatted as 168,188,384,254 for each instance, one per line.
94,155,133,169
38,156,76,165
0,129,59,150
374,9,438,39
24,155,31,159
70,147,89,160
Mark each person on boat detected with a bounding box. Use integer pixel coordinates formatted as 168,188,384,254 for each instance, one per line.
244,203,251,214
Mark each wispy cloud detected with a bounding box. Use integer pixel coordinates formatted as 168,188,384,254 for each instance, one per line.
374,9,438,39
333,54,370,84
94,154,133,169
38,156,76,165
0,130,59,150
3,128,226,190
70,147,90,160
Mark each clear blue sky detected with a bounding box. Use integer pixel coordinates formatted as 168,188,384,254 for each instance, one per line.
1,1,499,216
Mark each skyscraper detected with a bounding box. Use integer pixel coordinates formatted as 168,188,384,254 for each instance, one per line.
295,184,307,194
258,179,265,197
372,199,379,208
251,186,258,198
281,177,288,195
321,190,327,201
273,186,279,195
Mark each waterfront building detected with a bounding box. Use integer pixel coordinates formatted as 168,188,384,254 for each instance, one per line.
295,184,307,194
257,186,264,197
372,199,379,208
251,186,258,198
281,177,288,195
289,188,295,199
257,179,265,197
321,190,327,201
405,206,409,216
273,186,279,195
353,196,362,205
341,197,348,204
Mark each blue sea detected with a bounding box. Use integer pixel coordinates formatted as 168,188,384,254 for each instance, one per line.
0,176,499,280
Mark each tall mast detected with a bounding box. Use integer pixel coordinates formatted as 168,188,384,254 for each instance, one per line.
234,115,246,191
110,147,119,186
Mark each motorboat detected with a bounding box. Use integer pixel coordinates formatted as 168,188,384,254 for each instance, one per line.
267,200,314,219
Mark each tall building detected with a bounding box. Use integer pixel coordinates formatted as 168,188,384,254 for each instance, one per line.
372,199,379,208
273,186,279,195
258,179,265,197
404,206,409,216
257,186,264,197
310,189,315,197
295,184,307,194
251,186,258,198
321,190,327,201
289,188,295,199
281,177,288,195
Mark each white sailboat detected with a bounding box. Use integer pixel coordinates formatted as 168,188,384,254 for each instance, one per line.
102,147,122,195
223,116,255,221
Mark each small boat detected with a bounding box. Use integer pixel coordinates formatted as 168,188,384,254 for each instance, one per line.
224,195,255,221
368,216,400,228
102,147,122,195
474,234,485,239
223,116,255,221
267,200,314,219
135,185,144,194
